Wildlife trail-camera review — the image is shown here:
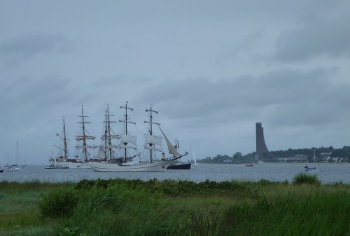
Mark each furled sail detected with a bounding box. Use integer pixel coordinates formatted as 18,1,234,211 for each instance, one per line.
158,126,179,156
75,145,98,149
75,135,96,141
101,134,120,141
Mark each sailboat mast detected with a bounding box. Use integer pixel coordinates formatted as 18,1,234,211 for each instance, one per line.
313,149,316,163
119,101,136,162
145,105,160,163
16,141,18,166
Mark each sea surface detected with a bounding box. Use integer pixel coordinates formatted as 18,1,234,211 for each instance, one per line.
1,163,350,184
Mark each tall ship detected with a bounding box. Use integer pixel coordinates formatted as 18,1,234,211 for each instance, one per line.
94,104,121,162
45,117,71,169
46,107,98,169
90,103,188,172
74,105,98,167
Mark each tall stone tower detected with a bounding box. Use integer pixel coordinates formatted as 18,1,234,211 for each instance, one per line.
256,123,269,156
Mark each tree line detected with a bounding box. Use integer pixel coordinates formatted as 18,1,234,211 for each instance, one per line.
198,146,350,164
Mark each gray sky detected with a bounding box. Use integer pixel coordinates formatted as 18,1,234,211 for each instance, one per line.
1,0,350,164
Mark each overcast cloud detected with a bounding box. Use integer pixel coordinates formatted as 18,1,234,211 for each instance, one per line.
1,0,350,164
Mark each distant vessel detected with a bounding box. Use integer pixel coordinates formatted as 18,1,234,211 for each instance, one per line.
0,151,4,173
46,106,98,169
45,157,69,169
167,140,191,170
45,117,71,169
90,104,188,172
304,150,321,172
192,147,197,167
246,154,254,167
167,161,191,169
304,166,321,172
6,142,23,172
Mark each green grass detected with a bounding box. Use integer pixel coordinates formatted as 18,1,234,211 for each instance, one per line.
1,175,350,235
0,181,75,236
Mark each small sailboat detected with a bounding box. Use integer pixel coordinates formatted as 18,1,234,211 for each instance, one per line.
304,150,321,172
304,166,321,172
45,156,69,169
192,147,197,167
0,151,4,173
7,142,23,172
246,154,254,167
90,104,188,172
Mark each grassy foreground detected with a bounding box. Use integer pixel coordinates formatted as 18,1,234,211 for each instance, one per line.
1,173,350,235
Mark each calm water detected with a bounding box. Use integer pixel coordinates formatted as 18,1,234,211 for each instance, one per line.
1,163,350,184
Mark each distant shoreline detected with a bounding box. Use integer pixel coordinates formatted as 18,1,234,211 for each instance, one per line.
197,162,348,165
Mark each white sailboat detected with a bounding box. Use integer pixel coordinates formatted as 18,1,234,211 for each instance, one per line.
0,151,4,173
192,145,197,167
304,149,321,172
6,142,23,172
90,104,188,172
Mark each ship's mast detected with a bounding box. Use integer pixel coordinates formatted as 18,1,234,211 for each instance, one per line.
119,101,136,162
75,105,96,162
104,109,108,159
102,104,117,160
54,117,69,159
62,117,68,159
103,108,109,160
145,105,160,163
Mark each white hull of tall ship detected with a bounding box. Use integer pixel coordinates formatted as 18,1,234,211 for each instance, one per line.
46,157,91,169
64,162,90,169
90,158,179,172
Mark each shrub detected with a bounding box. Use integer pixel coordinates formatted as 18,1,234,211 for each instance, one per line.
292,173,321,185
